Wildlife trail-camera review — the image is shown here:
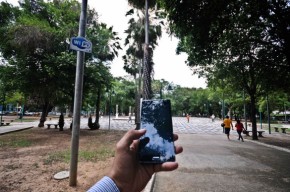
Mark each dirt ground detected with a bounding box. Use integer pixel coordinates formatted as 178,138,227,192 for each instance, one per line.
254,134,290,150
1,122,289,192
0,128,126,192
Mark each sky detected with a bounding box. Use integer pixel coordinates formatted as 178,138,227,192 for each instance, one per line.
4,0,207,88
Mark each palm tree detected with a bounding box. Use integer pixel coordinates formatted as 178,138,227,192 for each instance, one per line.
127,0,160,99
123,1,162,127
143,0,151,99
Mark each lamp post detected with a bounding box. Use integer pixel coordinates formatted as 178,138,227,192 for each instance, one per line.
219,101,224,133
0,93,5,127
219,101,222,118
219,100,225,120
159,81,163,99
108,91,111,130
266,94,271,134
284,102,287,122
243,90,248,130
259,111,262,129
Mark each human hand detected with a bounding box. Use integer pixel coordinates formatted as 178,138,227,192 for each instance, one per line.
108,129,183,192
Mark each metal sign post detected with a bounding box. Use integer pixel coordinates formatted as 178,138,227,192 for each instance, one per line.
69,0,88,186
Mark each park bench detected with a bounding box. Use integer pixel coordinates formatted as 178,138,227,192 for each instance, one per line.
1,119,12,126
1,122,10,126
46,123,58,129
243,130,251,136
274,127,288,133
1,119,13,123
257,131,265,137
281,127,288,134
243,130,265,137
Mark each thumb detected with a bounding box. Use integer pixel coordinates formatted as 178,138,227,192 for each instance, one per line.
118,129,146,149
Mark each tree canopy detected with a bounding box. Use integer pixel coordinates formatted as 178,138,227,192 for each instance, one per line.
0,0,120,126
158,0,290,139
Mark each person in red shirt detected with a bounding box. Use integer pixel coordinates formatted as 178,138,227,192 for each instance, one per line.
235,120,244,142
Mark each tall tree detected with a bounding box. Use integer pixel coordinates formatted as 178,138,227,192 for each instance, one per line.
127,0,159,99
160,0,290,140
123,4,162,127
0,0,120,127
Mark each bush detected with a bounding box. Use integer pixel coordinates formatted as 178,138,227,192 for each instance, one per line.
58,113,64,131
88,115,100,130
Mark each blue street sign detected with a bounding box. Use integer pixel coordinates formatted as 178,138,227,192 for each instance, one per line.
70,37,92,53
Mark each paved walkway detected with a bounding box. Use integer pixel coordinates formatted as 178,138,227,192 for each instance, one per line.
1,116,290,191
153,133,290,192
0,121,37,135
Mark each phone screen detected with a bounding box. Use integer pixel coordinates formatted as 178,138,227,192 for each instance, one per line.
138,99,175,163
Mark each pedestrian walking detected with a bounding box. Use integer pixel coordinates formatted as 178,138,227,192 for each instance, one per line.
128,114,132,123
186,114,190,123
223,115,233,140
211,114,215,122
235,120,244,142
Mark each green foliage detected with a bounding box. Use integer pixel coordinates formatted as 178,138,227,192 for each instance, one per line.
159,0,290,138
0,0,121,119
0,139,32,148
109,77,136,115
160,0,290,91
44,147,114,164
123,7,162,77
128,0,157,10
44,150,70,165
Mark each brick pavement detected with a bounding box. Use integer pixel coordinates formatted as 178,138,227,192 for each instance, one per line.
1,116,290,150
98,116,225,135
98,116,290,151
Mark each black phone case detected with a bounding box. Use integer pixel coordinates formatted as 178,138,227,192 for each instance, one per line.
138,99,175,163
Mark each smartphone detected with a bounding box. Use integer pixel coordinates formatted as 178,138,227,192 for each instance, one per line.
138,99,175,163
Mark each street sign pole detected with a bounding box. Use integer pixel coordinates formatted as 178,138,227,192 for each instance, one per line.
69,0,88,186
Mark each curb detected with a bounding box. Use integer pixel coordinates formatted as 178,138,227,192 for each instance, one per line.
143,173,156,192
0,126,34,135
246,139,290,153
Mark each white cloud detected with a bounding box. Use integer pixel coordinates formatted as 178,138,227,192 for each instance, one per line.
142,122,175,161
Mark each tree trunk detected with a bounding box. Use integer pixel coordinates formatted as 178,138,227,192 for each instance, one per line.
142,0,152,100
250,94,258,140
38,101,52,127
135,78,140,129
93,86,101,129
143,45,152,99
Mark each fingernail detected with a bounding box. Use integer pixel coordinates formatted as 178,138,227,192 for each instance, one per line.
139,129,146,133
